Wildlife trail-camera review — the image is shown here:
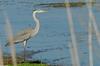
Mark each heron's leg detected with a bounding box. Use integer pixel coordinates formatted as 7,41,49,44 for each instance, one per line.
23,40,27,62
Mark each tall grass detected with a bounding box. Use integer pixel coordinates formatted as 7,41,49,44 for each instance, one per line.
86,0,100,66
65,0,80,66
64,0,98,66
0,44,4,66
5,13,17,66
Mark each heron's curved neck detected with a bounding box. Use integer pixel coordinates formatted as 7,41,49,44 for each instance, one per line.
33,12,40,33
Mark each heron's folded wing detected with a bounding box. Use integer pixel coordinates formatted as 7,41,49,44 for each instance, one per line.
5,28,33,46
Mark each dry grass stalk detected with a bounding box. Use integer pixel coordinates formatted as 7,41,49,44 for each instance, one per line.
64,0,80,66
5,15,17,66
0,44,4,66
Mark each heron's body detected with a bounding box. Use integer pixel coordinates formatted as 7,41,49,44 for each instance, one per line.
6,28,33,46
5,9,46,46
5,9,47,61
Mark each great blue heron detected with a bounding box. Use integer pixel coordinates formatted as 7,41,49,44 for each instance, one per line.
5,9,47,62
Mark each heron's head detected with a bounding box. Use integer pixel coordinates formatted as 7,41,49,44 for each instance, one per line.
33,9,47,13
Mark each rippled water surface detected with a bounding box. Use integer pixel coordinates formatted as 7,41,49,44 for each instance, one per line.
0,0,100,66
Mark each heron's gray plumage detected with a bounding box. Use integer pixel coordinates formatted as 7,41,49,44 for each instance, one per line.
5,28,33,46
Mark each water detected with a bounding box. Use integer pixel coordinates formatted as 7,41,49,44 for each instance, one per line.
0,0,100,66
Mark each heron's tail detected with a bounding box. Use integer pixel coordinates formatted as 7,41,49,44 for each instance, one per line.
5,42,9,47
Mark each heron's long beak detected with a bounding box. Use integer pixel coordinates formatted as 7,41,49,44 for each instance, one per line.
41,10,48,13
32,10,48,13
